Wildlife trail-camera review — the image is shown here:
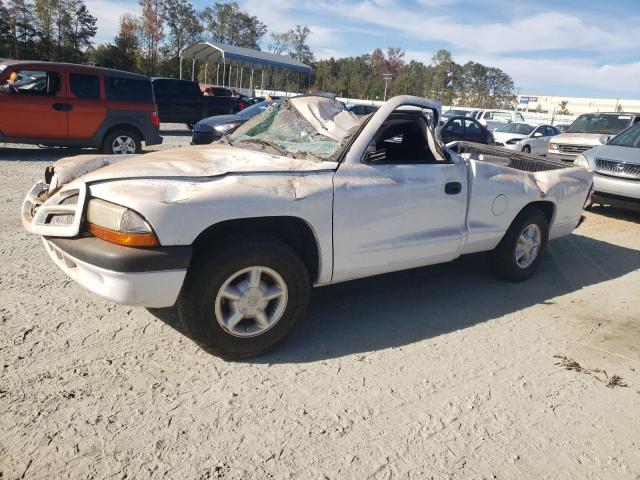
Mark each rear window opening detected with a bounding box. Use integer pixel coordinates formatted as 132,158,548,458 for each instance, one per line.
105,77,153,103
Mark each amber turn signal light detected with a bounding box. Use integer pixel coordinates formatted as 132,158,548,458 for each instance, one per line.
87,223,159,247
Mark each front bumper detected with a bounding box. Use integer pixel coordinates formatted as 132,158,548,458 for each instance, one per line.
43,236,191,307
592,173,640,200
547,152,576,162
191,130,218,145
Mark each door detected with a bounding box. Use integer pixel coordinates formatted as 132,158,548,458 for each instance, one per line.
528,126,551,154
464,118,486,143
332,113,467,283
0,66,68,139
171,80,202,123
66,68,106,140
441,117,464,143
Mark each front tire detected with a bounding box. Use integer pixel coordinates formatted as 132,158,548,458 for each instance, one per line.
103,129,142,154
521,145,531,154
491,207,549,282
177,237,310,359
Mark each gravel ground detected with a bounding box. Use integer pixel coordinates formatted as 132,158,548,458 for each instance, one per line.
1,129,640,479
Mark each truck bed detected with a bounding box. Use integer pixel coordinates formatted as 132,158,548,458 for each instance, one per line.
452,142,571,172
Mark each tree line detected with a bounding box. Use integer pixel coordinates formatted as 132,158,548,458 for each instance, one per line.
0,0,97,63
0,0,515,108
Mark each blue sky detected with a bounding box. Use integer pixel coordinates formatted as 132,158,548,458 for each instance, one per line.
87,0,640,99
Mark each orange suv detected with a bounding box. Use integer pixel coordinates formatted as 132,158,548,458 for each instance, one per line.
0,61,162,154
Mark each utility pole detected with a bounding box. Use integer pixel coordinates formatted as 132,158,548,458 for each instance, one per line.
383,73,392,101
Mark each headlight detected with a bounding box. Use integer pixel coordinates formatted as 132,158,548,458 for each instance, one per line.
573,154,592,171
194,123,213,132
506,138,521,145
549,143,559,150
214,123,240,133
86,198,158,247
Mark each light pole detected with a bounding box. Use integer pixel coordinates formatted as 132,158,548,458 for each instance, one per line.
383,73,392,101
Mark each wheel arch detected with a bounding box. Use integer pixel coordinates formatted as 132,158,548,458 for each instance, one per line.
522,200,555,225
102,123,143,147
191,216,321,282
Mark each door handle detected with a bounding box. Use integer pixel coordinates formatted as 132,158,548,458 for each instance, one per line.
52,103,73,112
445,182,462,195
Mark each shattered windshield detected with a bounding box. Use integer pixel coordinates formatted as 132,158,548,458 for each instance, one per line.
225,97,362,162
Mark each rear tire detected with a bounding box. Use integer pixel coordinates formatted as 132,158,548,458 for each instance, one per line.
176,237,310,359
103,129,142,154
521,145,531,154
491,207,549,282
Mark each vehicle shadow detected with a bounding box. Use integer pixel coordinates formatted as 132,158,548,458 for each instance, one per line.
160,129,192,137
150,233,640,363
0,146,91,162
588,205,640,224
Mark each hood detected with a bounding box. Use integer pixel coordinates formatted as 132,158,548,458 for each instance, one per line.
493,132,527,143
549,133,605,146
584,144,640,163
197,114,246,128
51,145,337,186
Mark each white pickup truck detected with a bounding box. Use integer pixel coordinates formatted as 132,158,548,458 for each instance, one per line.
22,95,592,358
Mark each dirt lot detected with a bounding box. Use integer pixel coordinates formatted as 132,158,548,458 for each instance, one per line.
1,129,640,479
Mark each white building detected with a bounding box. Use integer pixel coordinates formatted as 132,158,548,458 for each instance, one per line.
517,95,640,116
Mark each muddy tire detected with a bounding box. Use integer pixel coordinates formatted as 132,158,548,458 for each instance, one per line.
491,207,549,282
176,237,310,359
103,129,142,154
521,145,531,154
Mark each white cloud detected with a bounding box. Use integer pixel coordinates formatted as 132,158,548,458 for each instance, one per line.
406,49,640,97
86,0,140,44
333,1,639,54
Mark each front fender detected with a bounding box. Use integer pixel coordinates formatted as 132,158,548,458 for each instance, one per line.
87,171,336,283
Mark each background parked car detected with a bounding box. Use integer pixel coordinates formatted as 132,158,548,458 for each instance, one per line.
494,123,560,155
0,60,161,154
548,112,640,162
192,99,280,144
347,103,380,117
440,107,476,124
152,78,244,127
574,122,640,210
475,109,525,131
199,84,232,97
440,115,494,145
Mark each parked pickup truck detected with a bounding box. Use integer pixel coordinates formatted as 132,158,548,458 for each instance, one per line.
152,78,243,126
475,109,525,132
21,95,592,358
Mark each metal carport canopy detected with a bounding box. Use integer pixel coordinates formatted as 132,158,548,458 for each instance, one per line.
179,42,312,74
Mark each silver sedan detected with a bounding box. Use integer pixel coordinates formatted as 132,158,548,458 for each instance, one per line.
494,123,560,155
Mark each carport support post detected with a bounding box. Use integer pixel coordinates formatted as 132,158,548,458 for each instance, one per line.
223,59,226,87
204,61,208,83
191,59,195,81
179,57,183,79
240,66,243,92
261,68,265,93
249,64,254,96
216,63,220,85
